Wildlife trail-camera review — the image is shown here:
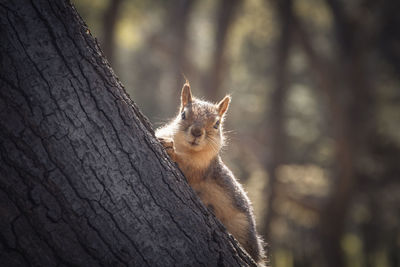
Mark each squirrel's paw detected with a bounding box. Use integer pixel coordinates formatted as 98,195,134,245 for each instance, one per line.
157,137,176,161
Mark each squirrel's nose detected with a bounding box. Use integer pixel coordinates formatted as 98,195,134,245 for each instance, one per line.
191,126,203,138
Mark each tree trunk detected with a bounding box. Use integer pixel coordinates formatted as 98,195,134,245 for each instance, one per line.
101,0,123,66
168,0,197,92
0,0,256,266
203,0,241,100
262,0,293,239
319,1,373,267
294,1,374,266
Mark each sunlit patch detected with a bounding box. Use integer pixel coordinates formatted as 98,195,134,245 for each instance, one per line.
116,18,140,49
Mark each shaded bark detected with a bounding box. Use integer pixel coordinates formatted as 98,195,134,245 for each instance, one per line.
0,0,257,266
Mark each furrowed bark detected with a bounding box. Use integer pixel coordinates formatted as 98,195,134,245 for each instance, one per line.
0,0,256,266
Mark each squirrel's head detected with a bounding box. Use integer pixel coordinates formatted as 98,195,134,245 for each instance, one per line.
174,82,230,155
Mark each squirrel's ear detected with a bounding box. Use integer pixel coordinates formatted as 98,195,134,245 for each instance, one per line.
181,82,192,111
217,95,230,116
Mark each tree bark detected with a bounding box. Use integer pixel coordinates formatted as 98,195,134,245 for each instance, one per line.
0,0,256,266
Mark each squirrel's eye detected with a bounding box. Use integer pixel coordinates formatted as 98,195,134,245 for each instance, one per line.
181,111,186,120
214,120,220,129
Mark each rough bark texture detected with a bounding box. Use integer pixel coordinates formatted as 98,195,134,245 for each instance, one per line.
0,0,256,266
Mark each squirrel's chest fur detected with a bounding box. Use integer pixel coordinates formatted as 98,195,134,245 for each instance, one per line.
155,84,264,263
175,153,251,247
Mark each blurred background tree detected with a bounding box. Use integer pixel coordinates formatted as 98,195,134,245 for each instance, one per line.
73,0,400,266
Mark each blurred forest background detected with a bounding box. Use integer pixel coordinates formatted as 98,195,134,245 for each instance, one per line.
72,0,400,266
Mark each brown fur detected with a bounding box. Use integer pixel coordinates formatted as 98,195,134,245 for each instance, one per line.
156,82,265,265
191,178,250,246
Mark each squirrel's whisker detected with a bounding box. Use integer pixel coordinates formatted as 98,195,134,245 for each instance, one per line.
154,82,265,264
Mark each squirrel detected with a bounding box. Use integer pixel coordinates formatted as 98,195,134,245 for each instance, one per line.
156,82,265,264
